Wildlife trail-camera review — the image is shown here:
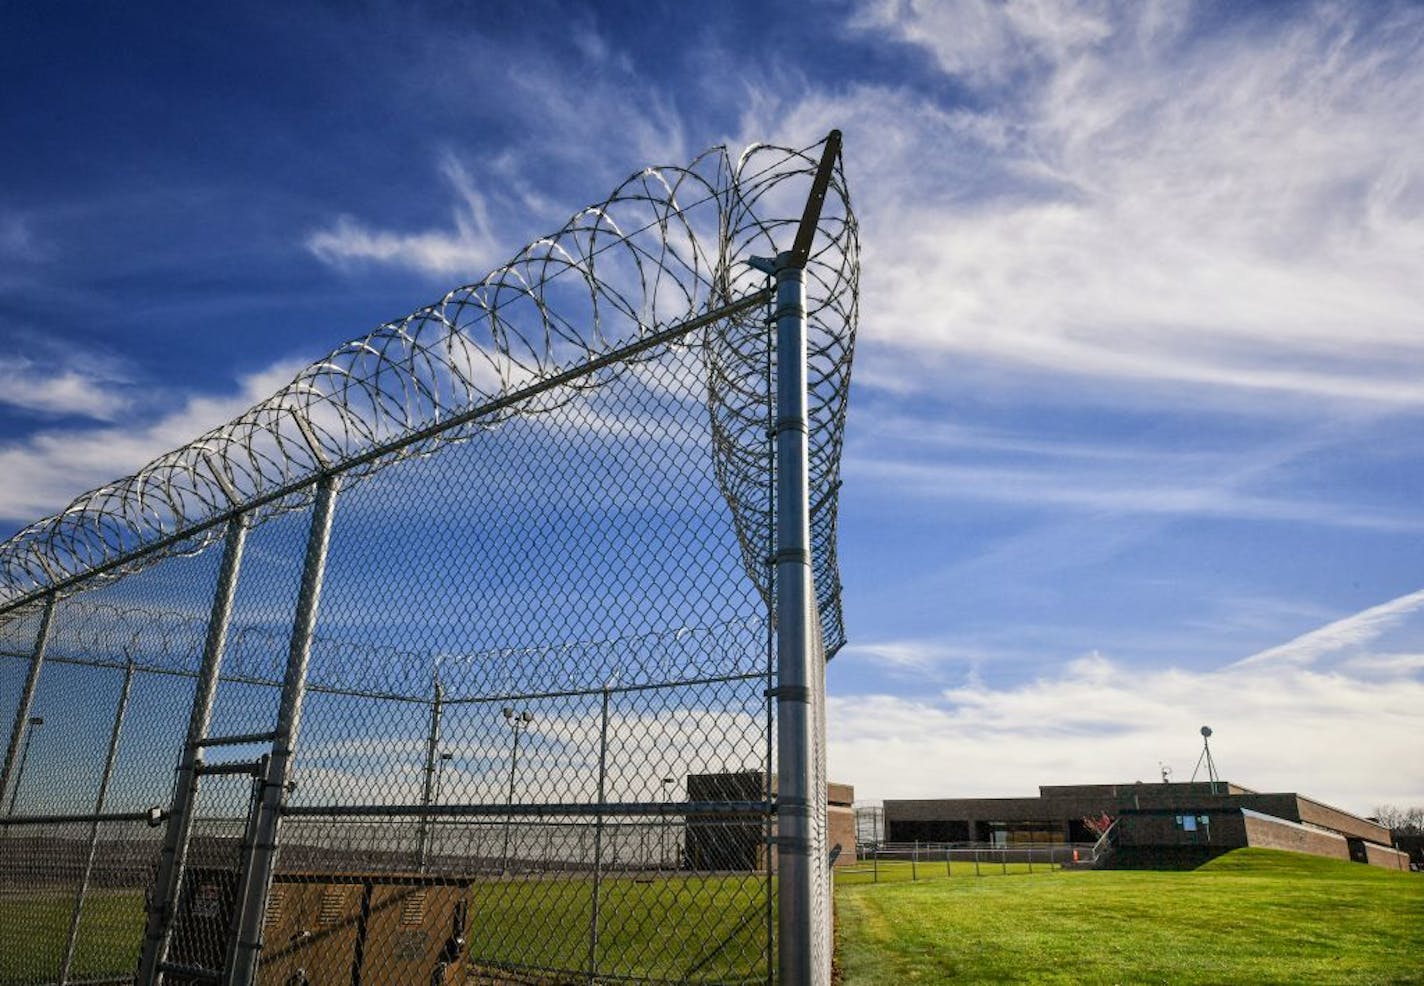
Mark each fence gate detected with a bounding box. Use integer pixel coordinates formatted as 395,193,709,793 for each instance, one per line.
0,133,858,986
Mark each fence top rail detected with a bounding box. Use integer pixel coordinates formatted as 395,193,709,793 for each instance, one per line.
0,135,859,658
282,800,772,819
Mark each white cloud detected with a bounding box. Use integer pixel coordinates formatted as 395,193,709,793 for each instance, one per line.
0,359,304,525
1233,586,1424,669
306,154,503,278
794,2,1424,408
0,355,131,420
305,38,694,284
845,455,1424,531
829,652,1424,812
831,587,1424,810
849,0,1114,83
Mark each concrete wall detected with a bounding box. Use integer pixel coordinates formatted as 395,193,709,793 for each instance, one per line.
1361,841,1410,870
1241,810,1350,861
1295,796,1394,844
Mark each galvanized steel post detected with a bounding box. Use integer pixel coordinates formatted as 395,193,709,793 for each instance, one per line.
137,514,249,986
225,476,339,986
773,249,816,986
589,684,610,978
0,593,55,815
416,671,445,871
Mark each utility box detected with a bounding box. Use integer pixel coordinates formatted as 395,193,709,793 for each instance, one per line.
259,876,365,985
359,881,468,985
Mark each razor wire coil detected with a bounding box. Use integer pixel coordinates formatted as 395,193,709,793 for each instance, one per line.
0,138,857,655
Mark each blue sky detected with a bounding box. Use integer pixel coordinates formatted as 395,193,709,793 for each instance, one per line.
2,0,1422,814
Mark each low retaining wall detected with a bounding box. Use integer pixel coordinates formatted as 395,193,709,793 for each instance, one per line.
1241,809,1350,861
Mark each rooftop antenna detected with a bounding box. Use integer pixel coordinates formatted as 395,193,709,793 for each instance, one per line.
1190,725,1221,794
1159,762,1173,784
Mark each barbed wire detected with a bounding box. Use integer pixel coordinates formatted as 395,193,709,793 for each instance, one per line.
0,137,857,653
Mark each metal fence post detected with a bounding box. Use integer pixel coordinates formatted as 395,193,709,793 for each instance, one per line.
912,840,918,881
772,247,817,986
225,476,338,986
416,671,444,871
589,684,609,979
1,592,55,814
137,514,248,986
58,649,137,983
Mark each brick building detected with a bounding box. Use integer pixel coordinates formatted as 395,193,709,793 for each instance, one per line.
884,781,1409,870
685,772,856,870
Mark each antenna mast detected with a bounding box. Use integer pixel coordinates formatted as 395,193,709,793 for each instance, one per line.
1190,725,1221,794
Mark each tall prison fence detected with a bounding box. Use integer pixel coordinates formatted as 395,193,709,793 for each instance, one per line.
0,134,857,986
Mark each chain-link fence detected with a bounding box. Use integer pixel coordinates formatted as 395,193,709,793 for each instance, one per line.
836,842,1099,887
0,134,857,986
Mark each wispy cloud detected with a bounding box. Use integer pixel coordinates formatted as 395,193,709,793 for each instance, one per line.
846,455,1424,531
0,354,131,420
849,0,1115,83
0,358,304,526
306,19,693,284
306,154,503,278
842,403,1420,532
780,2,1424,408
0,213,36,259
838,638,974,674
1233,586,1424,669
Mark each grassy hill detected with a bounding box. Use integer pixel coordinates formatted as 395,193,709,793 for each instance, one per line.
835,848,1424,985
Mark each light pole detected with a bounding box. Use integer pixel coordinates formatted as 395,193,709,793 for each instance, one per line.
501,707,533,873
7,716,43,815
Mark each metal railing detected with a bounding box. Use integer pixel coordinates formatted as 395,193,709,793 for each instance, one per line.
836,842,1101,886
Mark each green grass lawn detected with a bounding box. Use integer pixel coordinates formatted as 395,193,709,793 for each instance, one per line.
0,889,144,985
835,857,1059,886
0,874,772,985
835,848,1424,985
465,872,770,982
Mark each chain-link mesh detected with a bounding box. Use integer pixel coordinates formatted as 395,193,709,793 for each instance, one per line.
0,135,856,985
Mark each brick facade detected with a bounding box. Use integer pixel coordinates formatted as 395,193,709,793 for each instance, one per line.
684,772,857,870
884,780,1403,870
